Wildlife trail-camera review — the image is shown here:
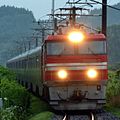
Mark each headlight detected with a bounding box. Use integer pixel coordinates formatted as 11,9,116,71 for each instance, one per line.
68,31,84,43
57,70,67,79
87,69,98,78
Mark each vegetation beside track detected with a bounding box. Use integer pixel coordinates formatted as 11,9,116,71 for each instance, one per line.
29,111,53,120
0,66,30,120
106,71,120,107
104,105,120,117
105,71,120,117
28,95,53,120
0,66,53,120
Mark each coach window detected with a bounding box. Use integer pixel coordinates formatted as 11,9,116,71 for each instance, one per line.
26,59,28,69
16,62,18,68
19,61,21,68
22,60,24,68
30,58,32,68
28,58,31,68
31,59,33,68
14,62,15,68
17,61,19,68
28,58,30,68
16,62,17,68
11,63,13,68
21,60,23,68
30,59,32,68
11,63,12,68
33,58,35,68
14,62,16,68
13,62,14,68
30,58,34,68
13,62,15,68
24,59,26,69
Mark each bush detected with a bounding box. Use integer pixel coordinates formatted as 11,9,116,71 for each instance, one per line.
0,65,16,80
0,66,30,119
0,78,30,110
0,106,17,120
0,106,28,120
106,71,120,107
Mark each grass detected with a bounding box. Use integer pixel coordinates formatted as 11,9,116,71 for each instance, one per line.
27,95,53,120
30,95,50,114
104,104,120,117
29,111,53,120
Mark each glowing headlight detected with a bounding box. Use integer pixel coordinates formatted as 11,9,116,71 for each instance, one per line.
57,70,67,79
68,31,84,43
87,69,97,78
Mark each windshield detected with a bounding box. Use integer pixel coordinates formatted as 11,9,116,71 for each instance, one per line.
78,41,106,54
47,42,74,55
47,41,106,55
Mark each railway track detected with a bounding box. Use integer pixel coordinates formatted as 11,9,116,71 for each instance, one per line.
53,114,94,120
52,110,120,120
94,110,120,120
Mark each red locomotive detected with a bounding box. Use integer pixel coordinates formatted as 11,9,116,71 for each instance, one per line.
7,4,108,110
43,29,107,110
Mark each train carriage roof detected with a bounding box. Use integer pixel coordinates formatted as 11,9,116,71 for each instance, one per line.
7,46,41,63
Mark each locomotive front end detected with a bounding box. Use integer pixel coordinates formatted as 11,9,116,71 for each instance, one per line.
43,31,107,110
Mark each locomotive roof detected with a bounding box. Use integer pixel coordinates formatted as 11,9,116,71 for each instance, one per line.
45,33,106,41
7,46,41,63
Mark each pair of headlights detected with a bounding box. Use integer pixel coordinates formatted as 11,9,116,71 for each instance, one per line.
57,69,98,79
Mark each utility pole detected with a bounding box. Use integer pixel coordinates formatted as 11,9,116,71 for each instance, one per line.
102,0,107,36
52,0,55,31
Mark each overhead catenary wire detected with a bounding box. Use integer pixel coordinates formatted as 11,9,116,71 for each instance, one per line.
90,0,120,11
67,0,120,11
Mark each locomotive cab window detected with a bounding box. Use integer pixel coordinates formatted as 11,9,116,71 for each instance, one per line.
46,41,106,55
78,41,106,54
47,42,74,55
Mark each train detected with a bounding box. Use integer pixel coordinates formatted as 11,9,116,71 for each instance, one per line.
7,5,108,110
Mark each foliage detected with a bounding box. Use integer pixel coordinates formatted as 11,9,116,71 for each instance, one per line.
0,66,52,120
0,106,17,120
0,66,30,120
0,78,30,109
0,65,16,80
0,106,29,120
106,71,120,107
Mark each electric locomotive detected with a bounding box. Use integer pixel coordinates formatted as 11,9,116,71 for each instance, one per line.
43,28,107,110
7,5,108,110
